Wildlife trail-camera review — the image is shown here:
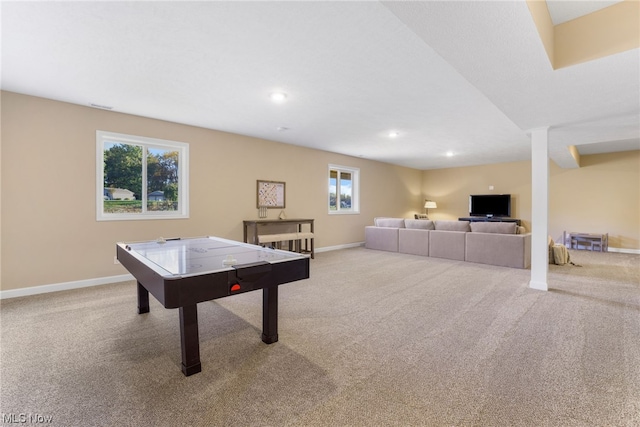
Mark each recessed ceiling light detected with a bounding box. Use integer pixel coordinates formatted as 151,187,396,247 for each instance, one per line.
277,127,289,132
389,131,400,138
269,92,288,103
89,103,113,110
446,151,454,157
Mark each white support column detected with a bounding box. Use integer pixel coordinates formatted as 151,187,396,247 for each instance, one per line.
530,127,550,291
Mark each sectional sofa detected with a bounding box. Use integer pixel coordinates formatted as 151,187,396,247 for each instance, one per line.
364,218,531,269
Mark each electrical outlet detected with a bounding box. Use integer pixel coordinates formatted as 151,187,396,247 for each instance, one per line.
114,256,120,265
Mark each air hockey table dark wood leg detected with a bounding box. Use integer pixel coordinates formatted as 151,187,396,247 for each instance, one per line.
137,282,150,314
262,286,279,344
179,304,202,376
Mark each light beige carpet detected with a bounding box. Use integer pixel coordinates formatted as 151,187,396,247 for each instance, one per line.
1,247,638,426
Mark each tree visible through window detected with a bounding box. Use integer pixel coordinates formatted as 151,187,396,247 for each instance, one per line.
97,131,189,220
329,164,359,214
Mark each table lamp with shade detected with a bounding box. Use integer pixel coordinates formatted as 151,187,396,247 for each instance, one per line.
424,200,437,216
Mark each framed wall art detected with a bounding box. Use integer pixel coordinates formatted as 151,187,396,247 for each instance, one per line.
256,180,286,209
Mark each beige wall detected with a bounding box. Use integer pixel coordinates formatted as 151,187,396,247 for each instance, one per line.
423,152,640,250
554,0,640,69
421,160,533,225
549,151,640,249
526,0,640,69
2,91,638,292
1,91,422,291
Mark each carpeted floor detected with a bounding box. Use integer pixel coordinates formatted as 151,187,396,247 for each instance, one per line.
1,247,638,426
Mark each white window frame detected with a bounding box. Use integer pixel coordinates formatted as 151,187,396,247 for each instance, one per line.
328,164,360,215
96,130,189,221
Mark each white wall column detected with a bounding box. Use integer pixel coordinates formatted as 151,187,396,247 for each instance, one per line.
530,127,550,291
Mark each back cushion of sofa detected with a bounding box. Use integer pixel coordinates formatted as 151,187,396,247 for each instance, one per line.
470,222,517,234
435,220,470,232
404,219,435,230
374,217,406,228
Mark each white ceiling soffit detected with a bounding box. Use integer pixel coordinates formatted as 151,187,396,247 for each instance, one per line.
382,0,640,167
546,0,624,25
2,1,638,171
575,138,640,155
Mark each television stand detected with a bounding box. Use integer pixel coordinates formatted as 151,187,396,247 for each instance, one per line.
459,217,521,226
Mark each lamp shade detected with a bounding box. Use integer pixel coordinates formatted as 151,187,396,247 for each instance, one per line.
424,201,437,209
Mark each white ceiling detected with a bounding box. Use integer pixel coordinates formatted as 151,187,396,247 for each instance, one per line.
1,1,638,170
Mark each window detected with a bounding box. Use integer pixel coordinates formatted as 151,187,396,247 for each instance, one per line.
329,164,359,214
96,131,189,221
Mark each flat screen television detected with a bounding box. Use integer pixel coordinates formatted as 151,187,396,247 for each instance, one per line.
469,194,511,217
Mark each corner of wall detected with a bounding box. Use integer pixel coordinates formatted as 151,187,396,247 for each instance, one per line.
568,145,581,167
526,0,555,68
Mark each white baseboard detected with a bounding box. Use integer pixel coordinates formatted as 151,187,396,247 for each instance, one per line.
607,247,640,255
1,242,633,300
315,242,364,253
0,274,134,300
0,244,366,300
529,280,549,291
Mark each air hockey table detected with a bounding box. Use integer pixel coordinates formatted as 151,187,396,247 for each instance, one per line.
116,236,310,376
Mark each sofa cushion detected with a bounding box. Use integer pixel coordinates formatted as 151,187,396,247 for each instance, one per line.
470,222,517,234
404,219,435,230
374,217,406,228
399,229,429,256
435,220,470,232
429,230,466,260
465,232,531,269
365,226,399,252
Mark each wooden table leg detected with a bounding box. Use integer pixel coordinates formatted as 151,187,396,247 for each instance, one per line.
179,304,202,376
262,287,279,344
137,282,150,314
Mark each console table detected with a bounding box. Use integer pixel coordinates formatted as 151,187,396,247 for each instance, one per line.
243,218,314,258
563,231,608,252
459,217,522,226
